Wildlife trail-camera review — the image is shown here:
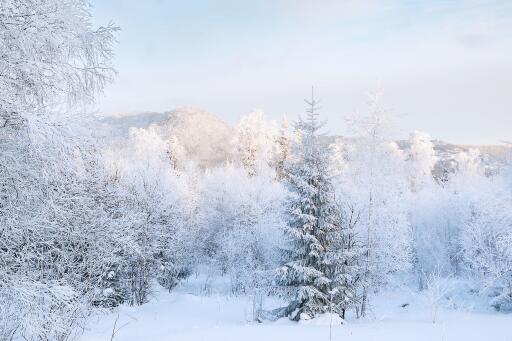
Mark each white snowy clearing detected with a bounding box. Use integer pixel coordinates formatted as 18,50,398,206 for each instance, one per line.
81,276,512,341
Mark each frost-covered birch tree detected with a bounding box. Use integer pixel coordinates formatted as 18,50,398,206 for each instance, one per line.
234,110,277,176
0,1,118,339
336,90,412,317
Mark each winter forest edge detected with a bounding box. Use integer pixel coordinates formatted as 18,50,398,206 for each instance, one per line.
2,1,512,340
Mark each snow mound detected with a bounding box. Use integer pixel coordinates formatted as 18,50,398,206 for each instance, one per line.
298,313,344,326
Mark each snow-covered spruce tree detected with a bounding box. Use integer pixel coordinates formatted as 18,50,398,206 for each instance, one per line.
274,90,353,321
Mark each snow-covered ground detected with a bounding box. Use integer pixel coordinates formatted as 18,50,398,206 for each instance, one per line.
81,276,512,341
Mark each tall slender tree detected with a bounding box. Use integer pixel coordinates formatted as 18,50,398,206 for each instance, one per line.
344,90,412,317
275,89,351,321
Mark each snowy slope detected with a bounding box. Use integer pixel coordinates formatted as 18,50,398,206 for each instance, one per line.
81,277,512,341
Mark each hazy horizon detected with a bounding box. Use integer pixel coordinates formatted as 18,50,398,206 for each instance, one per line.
91,0,512,145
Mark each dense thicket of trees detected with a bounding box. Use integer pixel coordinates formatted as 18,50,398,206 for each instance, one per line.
1,1,119,339
2,1,512,339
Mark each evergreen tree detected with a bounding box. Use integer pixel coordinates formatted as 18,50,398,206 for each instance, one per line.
275,89,354,321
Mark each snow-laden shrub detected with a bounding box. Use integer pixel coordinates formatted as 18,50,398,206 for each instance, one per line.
420,267,454,323
197,165,287,295
0,0,117,338
461,179,512,311
103,127,196,304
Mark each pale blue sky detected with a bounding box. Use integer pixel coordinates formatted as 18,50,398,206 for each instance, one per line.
91,0,512,144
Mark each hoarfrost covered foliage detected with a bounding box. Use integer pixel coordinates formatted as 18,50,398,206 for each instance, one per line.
234,110,278,176
460,173,512,311
151,107,235,169
197,165,286,294
0,0,118,339
406,131,437,192
0,0,116,121
332,91,412,316
103,127,194,305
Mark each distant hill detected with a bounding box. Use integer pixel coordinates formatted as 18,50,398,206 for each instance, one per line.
102,108,510,172
101,111,168,136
